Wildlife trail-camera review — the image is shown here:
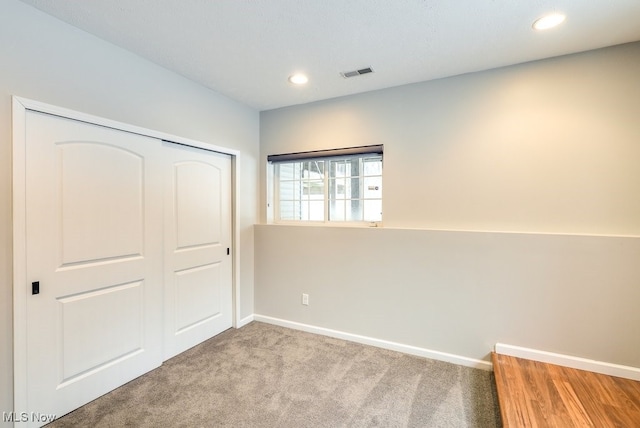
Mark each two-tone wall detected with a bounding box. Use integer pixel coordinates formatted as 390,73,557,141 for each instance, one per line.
3,0,639,418
257,42,640,369
0,0,259,418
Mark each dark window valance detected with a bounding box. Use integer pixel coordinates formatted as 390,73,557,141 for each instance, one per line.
267,145,383,163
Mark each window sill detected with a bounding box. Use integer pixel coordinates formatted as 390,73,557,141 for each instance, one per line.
272,221,382,228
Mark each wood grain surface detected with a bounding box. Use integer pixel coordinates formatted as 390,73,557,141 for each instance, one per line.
492,352,640,427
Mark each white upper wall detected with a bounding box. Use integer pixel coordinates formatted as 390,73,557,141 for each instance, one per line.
256,42,640,370
0,0,259,417
261,42,640,236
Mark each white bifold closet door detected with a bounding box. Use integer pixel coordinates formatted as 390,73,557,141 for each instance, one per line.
23,110,232,426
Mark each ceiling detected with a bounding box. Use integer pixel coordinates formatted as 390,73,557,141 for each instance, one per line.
18,0,640,111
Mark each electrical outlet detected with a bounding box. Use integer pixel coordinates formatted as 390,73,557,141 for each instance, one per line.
302,293,309,306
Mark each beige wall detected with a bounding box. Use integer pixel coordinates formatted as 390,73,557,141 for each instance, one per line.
261,43,640,234
1,0,259,417
255,225,640,367
257,43,640,366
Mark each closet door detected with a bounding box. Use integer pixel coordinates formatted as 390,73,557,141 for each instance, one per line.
163,142,233,359
24,111,164,424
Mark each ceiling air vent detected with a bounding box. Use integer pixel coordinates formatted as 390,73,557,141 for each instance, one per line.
340,67,374,78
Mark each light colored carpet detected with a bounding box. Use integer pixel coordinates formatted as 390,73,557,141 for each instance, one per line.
48,322,501,427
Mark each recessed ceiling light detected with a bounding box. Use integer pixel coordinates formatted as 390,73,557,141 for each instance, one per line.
532,13,566,30
288,73,309,85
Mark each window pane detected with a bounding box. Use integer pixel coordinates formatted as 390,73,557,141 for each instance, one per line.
363,157,382,175
329,200,345,221
348,199,363,221
280,201,301,220
279,163,292,180
330,160,346,178
303,161,324,179
309,201,324,221
305,180,324,196
329,178,345,199
279,180,300,200
364,199,382,222
364,177,382,199
299,200,309,220
344,158,361,179
344,177,362,199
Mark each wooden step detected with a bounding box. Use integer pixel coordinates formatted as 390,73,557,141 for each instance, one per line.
492,352,640,427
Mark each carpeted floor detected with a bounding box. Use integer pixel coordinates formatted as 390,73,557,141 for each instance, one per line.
48,322,501,427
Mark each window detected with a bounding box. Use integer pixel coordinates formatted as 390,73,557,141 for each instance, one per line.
268,146,383,223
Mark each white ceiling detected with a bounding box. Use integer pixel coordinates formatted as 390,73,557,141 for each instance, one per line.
18,0,640,111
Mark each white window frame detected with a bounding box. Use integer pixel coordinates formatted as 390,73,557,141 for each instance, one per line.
267,146,383,226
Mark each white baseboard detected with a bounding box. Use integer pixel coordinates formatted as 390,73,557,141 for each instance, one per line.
236,314,254,329
253,314,492,371
495,343,640,381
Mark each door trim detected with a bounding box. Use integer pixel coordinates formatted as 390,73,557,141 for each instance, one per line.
12,96,243,416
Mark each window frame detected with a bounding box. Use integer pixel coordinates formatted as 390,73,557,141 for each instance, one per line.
268,146,383,226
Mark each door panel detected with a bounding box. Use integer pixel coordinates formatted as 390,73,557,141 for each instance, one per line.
175,162,222,248
59,280,144,381
164,143,232,359
25,111,164,425
60,143,144,264
175,263,222,332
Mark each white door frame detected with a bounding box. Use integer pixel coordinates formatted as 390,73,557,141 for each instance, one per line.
12,96,243,416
